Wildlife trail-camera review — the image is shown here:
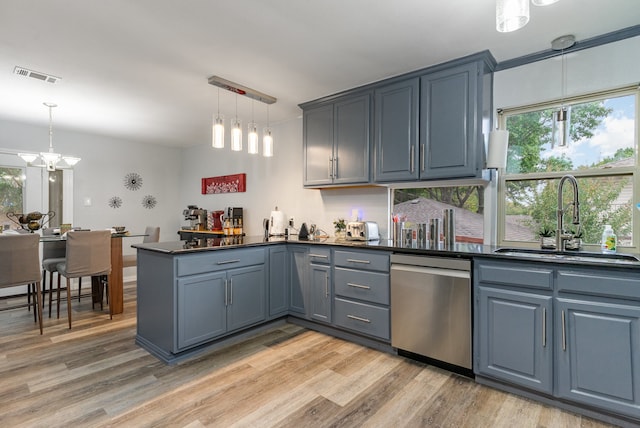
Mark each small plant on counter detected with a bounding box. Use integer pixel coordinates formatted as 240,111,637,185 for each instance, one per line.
538,225,556,249
333,218,346,239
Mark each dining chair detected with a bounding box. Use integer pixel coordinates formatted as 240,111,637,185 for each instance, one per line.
56,230,111,329
39,227,66,318
0,234,43,334
122,226,160,268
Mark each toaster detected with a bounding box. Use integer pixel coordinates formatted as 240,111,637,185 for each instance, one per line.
345,221,380,241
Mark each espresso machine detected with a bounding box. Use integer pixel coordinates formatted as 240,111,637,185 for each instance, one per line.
183,205,208,230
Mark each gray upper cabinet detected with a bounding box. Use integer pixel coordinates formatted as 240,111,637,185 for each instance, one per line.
420,61,481,179
374,78,419,182
303,93,371,187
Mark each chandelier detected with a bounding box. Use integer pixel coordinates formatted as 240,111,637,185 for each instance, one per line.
18,103,81,171
208,76,276,157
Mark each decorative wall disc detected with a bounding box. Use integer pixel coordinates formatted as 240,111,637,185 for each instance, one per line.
124,172,143,191
108,196,123,209
142,195,157,209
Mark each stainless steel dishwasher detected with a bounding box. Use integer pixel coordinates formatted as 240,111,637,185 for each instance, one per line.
390,254,472,371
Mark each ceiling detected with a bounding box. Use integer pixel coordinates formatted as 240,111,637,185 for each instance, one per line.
0,0,638,148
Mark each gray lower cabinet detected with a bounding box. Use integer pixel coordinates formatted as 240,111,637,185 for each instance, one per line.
288,246,308,315
268,246,288,318
475,258,640,422
308,248,332,323
476,286,552,394
333,249,390,341
136,247,267,362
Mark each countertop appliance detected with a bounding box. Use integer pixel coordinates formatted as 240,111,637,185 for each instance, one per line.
345,221,379,241
183,205,207,231
269,207,287,236
390,254,472,374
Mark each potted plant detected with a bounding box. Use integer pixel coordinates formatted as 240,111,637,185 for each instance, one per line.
333,218,346,240
565,228,583,251
538,225,556,249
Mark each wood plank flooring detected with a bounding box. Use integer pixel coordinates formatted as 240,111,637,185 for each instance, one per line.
0,282,618,427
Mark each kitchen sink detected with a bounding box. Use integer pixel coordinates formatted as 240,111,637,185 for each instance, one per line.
493,247,640,265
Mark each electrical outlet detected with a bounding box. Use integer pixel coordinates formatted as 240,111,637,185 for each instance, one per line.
289,217,295,227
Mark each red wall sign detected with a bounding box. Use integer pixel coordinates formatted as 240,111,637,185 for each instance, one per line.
202,173,246,194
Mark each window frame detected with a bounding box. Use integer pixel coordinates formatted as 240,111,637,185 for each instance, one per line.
497,85,640,252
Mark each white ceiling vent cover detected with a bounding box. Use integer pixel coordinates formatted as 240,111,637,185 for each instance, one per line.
13,66,61,84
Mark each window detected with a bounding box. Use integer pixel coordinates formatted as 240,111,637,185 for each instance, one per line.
0,166,25,230
393,185,485,243
499,87,637,250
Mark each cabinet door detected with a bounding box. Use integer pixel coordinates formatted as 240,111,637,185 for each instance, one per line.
303,104,334,186
334,94,371,185
556,298,640,418
420,61,479,179
227,265,266,332
288,246,308,315
268,246,288,317
176,272,227,350
476,286,553,394
309,263,331,323
374,77,419,182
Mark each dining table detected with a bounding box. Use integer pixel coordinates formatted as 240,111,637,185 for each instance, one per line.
40,230,146,315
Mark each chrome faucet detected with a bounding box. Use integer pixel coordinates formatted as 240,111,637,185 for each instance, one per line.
556,174,580,251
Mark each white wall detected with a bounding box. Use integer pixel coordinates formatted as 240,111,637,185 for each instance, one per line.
179,117,390,238
0,119,182,258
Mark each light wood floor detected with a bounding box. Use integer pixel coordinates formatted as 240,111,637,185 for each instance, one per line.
0,282,617,428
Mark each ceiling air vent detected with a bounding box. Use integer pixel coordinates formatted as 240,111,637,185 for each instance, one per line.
13,66,61,84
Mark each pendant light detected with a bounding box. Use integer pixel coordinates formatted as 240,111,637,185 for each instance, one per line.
247,100,259,154
212,88,224,148
19,102,80,170
230,94,242,151
532,0,559,5
263,104,273,157
551,34,575,148
496,0,529,33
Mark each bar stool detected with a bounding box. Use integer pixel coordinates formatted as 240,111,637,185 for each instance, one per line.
0,234,43,334
56,230,111,329
40,227,66,317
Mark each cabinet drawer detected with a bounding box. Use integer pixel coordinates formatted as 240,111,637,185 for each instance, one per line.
334,250,389,272
308,247,332,264
557,268,640,301
177,248,265,277
334,268,389,305
334,298,390,341
477,261,553,290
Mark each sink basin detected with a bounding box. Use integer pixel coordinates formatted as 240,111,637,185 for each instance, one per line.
493,247,640,265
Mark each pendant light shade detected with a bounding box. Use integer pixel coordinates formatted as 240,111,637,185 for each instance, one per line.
263,128,273,157
247,122,259,154
487,129,509,169
212,114,225,148
552,107,570,148
496,0,529,33
532,0,559,5
231,118,242,151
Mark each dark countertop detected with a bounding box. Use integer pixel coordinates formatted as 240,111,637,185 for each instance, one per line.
132,235,640,269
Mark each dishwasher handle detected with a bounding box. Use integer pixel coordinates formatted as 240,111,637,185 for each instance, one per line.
391,263,470,279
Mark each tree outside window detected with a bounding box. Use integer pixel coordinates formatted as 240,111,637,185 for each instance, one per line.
501,90,636,248
1,167,25,230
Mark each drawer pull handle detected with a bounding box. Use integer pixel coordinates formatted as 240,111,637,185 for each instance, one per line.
347,314,371,323
542,307,546,348
347,282,371,290
309,254,328,259
217,259,240,265
561,310,566,351
347,259,370,264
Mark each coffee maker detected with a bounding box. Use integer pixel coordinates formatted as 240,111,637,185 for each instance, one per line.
183,205,207,230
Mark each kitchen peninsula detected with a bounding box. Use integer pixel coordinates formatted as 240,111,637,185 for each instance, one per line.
134,236,640,427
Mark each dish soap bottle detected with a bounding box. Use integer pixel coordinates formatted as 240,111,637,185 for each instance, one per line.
601,225,617,254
